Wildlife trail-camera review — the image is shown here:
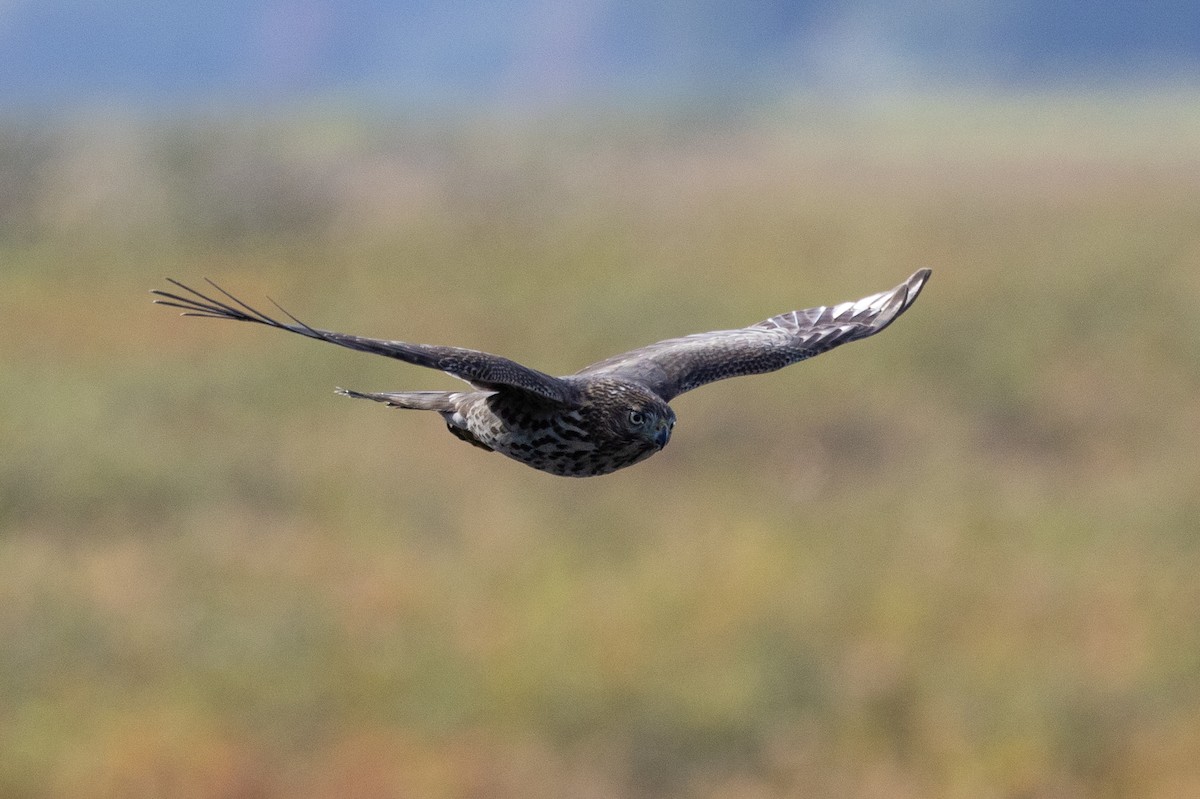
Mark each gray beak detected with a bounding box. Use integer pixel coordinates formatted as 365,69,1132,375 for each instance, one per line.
654,421,671,449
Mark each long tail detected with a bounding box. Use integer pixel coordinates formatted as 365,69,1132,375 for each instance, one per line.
335,388,461,411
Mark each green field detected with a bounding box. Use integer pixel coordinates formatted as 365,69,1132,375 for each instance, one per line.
3,95,1200,798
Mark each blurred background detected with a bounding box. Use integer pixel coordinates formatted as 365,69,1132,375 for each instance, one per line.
3,2,1200,798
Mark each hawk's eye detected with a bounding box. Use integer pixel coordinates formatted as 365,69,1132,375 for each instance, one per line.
628,410,646,427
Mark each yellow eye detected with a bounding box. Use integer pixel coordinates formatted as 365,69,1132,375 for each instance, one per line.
628,410,645,427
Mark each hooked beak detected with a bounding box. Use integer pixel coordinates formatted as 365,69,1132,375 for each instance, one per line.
653,419,671,449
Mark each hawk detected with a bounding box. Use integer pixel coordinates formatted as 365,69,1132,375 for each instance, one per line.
153,269,929,477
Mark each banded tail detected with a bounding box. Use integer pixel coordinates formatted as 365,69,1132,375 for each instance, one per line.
335,388,462,411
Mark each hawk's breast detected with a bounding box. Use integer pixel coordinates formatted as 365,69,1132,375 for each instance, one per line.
460,396,656,477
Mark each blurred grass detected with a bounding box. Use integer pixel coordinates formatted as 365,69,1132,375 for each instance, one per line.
3,94,1200,798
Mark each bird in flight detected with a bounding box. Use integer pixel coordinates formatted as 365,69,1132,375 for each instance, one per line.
153,269,929,477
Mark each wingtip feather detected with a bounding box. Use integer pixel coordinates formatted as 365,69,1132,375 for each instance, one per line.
906,268,932,299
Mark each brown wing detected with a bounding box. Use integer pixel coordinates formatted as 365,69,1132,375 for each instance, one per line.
577,269,930,401
152,279,580,407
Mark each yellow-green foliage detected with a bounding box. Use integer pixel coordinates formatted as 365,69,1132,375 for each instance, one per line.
3,95,1200,798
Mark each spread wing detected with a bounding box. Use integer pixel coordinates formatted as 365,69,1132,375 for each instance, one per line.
152,279,580,407
577,269,930,401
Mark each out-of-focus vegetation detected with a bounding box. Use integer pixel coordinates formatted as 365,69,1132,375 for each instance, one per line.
3,95,1200,798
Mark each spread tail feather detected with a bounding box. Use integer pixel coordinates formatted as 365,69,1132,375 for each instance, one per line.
336,388,458,411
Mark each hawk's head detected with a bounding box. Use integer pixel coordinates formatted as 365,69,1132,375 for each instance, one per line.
583,378,676,451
